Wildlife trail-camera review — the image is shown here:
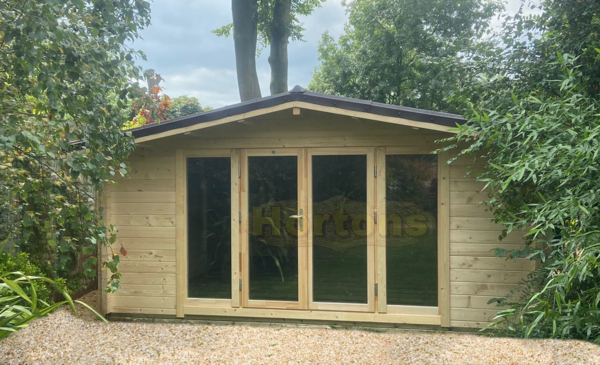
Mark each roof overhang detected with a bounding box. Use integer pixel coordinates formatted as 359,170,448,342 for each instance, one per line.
131,87,465,143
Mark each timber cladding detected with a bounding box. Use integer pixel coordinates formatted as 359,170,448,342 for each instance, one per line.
100,109,532,328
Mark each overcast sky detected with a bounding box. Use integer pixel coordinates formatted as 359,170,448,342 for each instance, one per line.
135,0,530,108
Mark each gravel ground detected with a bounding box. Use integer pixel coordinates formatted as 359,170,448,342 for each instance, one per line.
1,291,599,365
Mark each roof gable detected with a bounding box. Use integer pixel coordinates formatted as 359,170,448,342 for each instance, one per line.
131,86,464,143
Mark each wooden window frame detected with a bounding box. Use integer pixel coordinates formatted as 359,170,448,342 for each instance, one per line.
176,149,236,317
176,146,446,325
307,147,376,313
379,146,450,324
240,148,308,310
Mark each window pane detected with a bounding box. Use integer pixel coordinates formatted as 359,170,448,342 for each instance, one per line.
187,157,231,299
312,155,367,304
248,156,298,301
386,155,438,306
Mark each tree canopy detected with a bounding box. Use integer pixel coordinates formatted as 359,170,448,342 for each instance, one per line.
166,96,212,120
309,0,502,113
0,0,151,292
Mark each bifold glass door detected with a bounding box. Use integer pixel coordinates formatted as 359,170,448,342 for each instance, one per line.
242,149,307,309
308,149,375,312
385,154,438,307
185,148,438,312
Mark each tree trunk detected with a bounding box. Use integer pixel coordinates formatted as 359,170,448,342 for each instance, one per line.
232,0,262,101
268,0,292,95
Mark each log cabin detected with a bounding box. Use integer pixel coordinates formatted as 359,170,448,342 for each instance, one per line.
99,86,532,329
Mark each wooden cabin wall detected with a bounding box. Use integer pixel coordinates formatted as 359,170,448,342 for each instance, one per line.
448,157,533,328
103,146,178,315
101,110,533,327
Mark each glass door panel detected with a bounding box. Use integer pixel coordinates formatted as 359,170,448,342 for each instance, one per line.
248,155,299,302
187,157,231,299
311,154,368,304
386,154,438,306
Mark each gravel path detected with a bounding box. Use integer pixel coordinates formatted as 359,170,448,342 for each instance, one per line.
1,292,599,364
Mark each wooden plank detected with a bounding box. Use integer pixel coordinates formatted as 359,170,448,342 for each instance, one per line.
110,296,176,309
376,147,386,314
116,284,176,297
310,302,370,313
450,230,526,245
175,149,185,318
114,226,176,239
164,135,444,150
451,308,498,322
438,151,451,327
450,269,529,284
451,282,518,296
451,243,526,257
450,217,504,231
451,294,507,309
230,149,240,308
450,180,487,192
307,149,314,309
130,146,176,159
386,305,438,316
451,256,534,271
110,202,176,215
186,118,447,138
449,165,486,180
120,273,176,285
128,154,176,167
450,320,487,328
109,215,175,227
119,261,176,274
106,179,175,192
119,249,176,262
247,300,300,310
183,306,441,326
240,150,249,308
127,166,175,180
366,148,376,313
114,238,176,250
107,192,176,203
450,204,494,218
110,307,177,315
450,192,489,205
298,148,308,310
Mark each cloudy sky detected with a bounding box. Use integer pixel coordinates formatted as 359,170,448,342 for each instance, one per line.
135,0,530,108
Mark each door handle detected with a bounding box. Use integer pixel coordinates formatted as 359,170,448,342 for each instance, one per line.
290,208,304,231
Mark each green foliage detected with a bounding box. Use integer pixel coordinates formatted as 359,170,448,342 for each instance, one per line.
0,248,53,307
166,96,212,120
442,0,600,341
309,0,502,113
0,271,107,339
0,0,151,292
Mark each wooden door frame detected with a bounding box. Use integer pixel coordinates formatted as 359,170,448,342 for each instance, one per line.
240,148,308,310
176,149,235,317
307,147,376,313
377,146,450,324
176,145,448,324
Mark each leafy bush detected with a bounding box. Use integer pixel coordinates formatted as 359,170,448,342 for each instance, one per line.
0,0,152,293
446,56,600,343
0,248,53,306
0,271,106,339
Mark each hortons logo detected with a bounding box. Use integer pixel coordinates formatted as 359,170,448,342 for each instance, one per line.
248,196,436,253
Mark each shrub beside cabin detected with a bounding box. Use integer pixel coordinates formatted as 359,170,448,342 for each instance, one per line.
99,86,532,329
